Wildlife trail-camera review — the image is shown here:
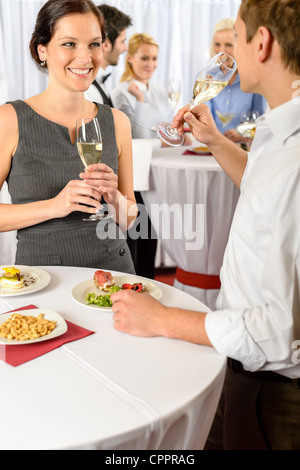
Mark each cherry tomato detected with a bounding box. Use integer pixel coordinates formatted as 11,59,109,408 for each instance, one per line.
122,283,143,292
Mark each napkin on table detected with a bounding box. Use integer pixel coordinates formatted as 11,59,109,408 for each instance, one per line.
0,304,94,367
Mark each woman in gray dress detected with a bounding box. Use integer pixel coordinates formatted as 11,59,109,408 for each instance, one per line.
0,0,136,273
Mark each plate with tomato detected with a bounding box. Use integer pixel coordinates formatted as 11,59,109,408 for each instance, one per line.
71,273,162,311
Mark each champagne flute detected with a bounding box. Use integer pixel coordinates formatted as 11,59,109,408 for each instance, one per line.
168,79,181,109
150,79,181,133
76,117,111,222
156,52,237,146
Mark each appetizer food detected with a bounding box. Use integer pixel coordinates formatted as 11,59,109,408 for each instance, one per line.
86,271,147,307
94,270,115,291
86,286,121,307
0,313,56,341
193,146,211,153
122,283,144,292
0,267,24,289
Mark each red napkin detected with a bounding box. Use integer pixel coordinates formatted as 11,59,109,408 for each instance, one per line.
0,305,94,367
183,149,212,156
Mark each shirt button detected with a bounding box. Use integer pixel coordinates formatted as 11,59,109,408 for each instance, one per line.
119,248,126,256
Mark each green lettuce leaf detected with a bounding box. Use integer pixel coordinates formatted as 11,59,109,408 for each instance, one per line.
85,285,121,307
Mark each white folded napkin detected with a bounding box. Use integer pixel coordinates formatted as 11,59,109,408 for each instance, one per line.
132,139,154,191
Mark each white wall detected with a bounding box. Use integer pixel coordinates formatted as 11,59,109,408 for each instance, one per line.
0,0,241,106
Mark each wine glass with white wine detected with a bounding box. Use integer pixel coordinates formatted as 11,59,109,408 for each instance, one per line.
168,79,181,110
236,110,260,139
156,52,237,146
76,117,111,222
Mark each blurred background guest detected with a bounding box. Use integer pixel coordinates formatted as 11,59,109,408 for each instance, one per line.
205,17,266,144
112,34,161,279
85,4,132,106
112,33,190,279
111,32,190,146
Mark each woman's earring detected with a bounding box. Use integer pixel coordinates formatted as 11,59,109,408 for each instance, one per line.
41,61,46,67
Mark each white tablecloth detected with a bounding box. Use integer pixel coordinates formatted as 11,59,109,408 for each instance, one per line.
142,146,240,310
0,265,226,450
0,143,239,309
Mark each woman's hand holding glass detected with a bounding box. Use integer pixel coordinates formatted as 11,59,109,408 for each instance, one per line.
76,117,114,221
49,178,103,219
49,117,118,221
79,162,118,206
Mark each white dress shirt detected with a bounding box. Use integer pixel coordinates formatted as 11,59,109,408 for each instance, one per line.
85,68,111,104
205,99,300,378
111,80,171,139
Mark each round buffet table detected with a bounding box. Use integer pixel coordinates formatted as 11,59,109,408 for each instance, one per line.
142,146,240,310
0,265,226,450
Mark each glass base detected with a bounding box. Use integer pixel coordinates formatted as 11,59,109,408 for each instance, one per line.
156,121,184,147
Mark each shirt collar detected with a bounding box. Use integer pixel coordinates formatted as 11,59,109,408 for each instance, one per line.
259,99,300,143
97,67,106,80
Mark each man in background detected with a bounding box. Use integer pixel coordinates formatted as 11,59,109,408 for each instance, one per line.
85,4,132,106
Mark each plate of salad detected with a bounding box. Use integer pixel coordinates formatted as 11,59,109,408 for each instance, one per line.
71,273,162,311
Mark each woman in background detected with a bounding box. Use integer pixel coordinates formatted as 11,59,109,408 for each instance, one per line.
112,33,190,145
112,33,190,278
205,17,266,144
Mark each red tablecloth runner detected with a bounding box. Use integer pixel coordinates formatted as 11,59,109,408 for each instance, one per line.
0,304,94,366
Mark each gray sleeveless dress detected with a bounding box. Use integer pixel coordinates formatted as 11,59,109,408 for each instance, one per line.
6,100,135,274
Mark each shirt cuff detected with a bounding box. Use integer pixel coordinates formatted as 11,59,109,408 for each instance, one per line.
205,309,267,371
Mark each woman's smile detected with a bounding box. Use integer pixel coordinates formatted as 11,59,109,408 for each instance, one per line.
68,67,93,76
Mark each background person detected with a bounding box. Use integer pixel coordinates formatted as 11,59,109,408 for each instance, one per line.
111,0,300,450
205,17,266,144
85,4,132,106
0,0,136,273
111,33,191,145
112,33,190,278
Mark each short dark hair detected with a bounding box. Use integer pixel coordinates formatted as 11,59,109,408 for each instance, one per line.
29,0,106,70
98,4,132,47
240,0,300,75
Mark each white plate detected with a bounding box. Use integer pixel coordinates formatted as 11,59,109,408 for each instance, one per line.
72,275,162,311
0,266,51,297
0,308,67,345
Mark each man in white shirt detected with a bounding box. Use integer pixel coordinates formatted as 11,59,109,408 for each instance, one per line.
85,4,132,106
111,0,300,450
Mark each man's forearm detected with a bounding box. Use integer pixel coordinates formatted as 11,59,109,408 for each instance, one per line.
161,307,212,346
